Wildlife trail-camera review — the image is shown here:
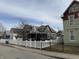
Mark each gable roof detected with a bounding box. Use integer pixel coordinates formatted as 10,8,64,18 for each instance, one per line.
46,25,56,33
10,28,22,33
37,25,56,33
23,24,33,31
63,0,79,15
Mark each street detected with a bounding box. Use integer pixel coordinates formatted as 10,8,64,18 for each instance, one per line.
0,44,57,59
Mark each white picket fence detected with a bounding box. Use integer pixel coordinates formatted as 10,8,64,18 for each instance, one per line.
9,40,52,48
0,37,60,48
26,40,50,48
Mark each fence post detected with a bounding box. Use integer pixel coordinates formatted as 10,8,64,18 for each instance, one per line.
49,41,51,51
40,41,42,50
35,40,37,48
62,39,64,52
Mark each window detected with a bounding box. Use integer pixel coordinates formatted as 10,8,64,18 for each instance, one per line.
68,15,74,25
70,31,75,40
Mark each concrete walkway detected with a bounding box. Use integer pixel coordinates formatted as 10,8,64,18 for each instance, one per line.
4,44,79,59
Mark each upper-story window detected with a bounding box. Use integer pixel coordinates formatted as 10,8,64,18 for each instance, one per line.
68,15,74,25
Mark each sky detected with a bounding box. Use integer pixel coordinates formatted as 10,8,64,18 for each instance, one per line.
0,0,75,31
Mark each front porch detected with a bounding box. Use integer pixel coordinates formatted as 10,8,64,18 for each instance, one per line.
28,32,49,41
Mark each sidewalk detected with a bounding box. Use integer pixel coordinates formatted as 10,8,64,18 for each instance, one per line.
6,44,79,59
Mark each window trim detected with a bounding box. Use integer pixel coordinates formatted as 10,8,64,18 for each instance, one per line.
69,30,75,41
68,15,74,25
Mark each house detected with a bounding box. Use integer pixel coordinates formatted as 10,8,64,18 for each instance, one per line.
10,28,22,40
37,25,56,39
62,0,79,46
10,24,56,41
3,31,10,39
10,24,33,41
28,25,56,41
28,32,48,41
23,24,33,38
9,25,58,48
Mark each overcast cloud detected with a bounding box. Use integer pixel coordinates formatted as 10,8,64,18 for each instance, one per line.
0,0,74,31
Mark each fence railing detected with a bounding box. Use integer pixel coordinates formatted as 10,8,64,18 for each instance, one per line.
0,38,61,48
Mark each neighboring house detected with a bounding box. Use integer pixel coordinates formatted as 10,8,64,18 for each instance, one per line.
10,25,56,41
37,25,56,40
10,28,22,40
9,25,58,48
28,32,48,41
28,25,56,41
62,0,79,46
23,24,33,38
10,24,33,41
3,31,10,39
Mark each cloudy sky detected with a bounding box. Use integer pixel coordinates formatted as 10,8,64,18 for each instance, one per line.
0,0,74,31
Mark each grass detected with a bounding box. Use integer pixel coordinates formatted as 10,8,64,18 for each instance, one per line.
42,44,79,55
10,43,79,55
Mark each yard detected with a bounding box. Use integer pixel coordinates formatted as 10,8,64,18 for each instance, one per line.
42,44,79,55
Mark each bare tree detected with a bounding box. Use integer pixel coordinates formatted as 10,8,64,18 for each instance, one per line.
17,20,33,41
0,23,5,32
0,22,6,39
